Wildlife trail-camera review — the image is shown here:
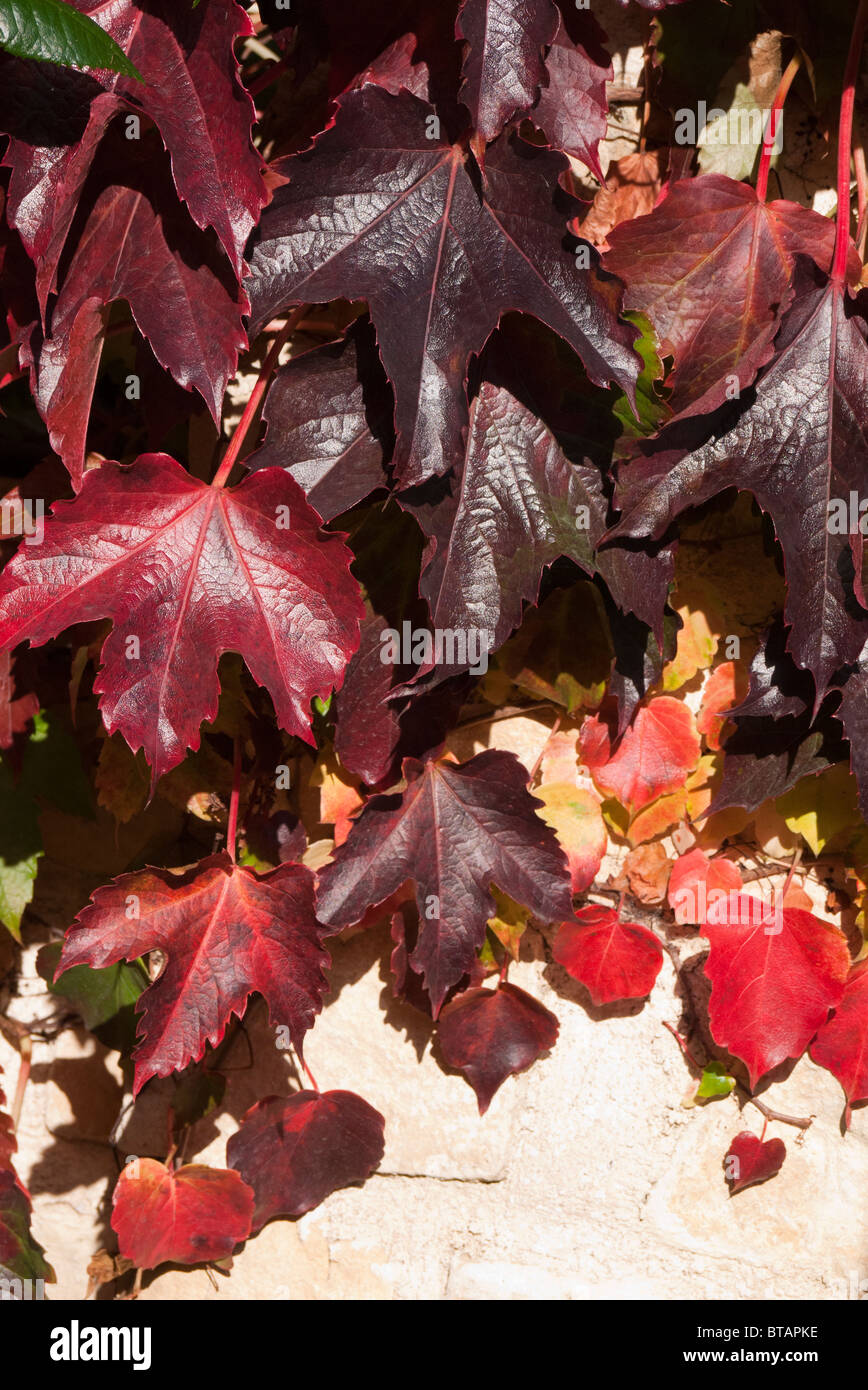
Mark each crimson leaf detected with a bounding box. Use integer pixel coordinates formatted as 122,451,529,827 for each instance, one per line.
227,1089,386,1226
810,958,868,1121
56,852,330,1094
725,1132,786,1195
0,454,364,782
316,749,573,1013
246,86,640,486
552,906,664,1005
111,1158,254,1268
3,0,266,306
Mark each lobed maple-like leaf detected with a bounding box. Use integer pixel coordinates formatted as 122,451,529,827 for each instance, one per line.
437,980,559,1112
531,8,610,181
0,454,364,781
316,749,573,1013
111,1158,254,1269
810,958,868,1120
580,695,701,815
227,1089,386,1226
57,852,331,1094
725,1131,786,1195
28,129,247,485
246,86,640,486
2,0,266,308
245,319,392,523
611,278,868,704
703,894,850,1088
406,379,673,667
552,906,663,1006
604,175,853,417
455,0,558,149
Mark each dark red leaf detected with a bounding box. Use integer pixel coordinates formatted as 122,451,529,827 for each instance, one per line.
703,894,850,1088
227,1089,386,1226
532,8,610,181
0,454,364,781
316,749,573,1013
552,906,664,1005
456,0,558,148
725,1131,786,1195
245,319,391,522
111,1158,254,1268
348,33,431,100
247,87,640,486
810,958,868,1120
28,130,246,486
57,852,331,1094
437,980,559,1112
3,0,266,307
612,279,868,704
604,175,855,416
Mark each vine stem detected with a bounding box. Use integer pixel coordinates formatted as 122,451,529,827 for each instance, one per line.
832,0,868,285
226,736,242,864
755,52,802,202
300,1054,320,1092
211,306,305,489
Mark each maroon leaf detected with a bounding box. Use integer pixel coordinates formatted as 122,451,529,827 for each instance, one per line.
703,894,850,1088
552,906,664,1005
111,1158,254,1268
810,958,868,1121
456,0,558,148
227,1089,385,1227
245,319,391,522
725,1131,786,1195
247,86,640,486
0,454,364,781
532,9,610,181
3,0,266,308
57,853,331,1094
348,33,431,100
611,279,868,704
29,130,246,486
333,611,403,785
316,749,573,1013
437,980,559,1112
604,175,854,417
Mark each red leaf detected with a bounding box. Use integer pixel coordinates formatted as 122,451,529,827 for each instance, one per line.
667,848,743,926
4,0,266,307
247,87,640,486
456,0,559,148
697,660,749,751
111,1158,254,1269
810,959,868,1120
437,981,559,1113
552,906,664,1006
532,9,611,181
0,454,364,781
725,1131,786,1195
227,1089,385,1226
581,696,701,814
29,130,247,486
57,853,330,1094
703,895,850,1088
316,750,573,1014
604,174,857,416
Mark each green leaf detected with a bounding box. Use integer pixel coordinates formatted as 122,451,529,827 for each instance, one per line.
696,1062,737,1099
0,0,142,79
37,942,148,1031
612,312,670,456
